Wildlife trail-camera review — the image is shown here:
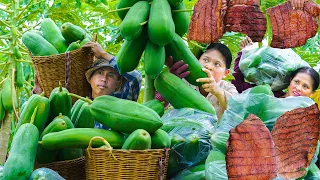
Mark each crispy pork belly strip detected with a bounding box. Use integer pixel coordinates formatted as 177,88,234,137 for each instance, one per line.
226,114,277,180
188,0,224,43
267,1,319,48
224,4,266,42
272,104,320,180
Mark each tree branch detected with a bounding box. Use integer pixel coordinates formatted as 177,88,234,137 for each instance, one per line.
0,8,12,14
0,50,13,55
0,19,12,28
0,35,11,39
15,0,35,20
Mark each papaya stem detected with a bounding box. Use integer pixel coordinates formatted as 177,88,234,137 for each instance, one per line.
140,21,148,26
30,107,38,124
172,9,193,13
24,80,33,88
108,7,131,13
38,141,42,145
11,69,19,120
58,81,62,92
40,91,45,97
68,93,93,104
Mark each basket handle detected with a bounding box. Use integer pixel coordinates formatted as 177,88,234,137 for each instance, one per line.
87,136,112,149
87,136,118,161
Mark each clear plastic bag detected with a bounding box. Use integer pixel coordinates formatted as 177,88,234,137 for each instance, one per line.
239,46,310,91
161,108,217,178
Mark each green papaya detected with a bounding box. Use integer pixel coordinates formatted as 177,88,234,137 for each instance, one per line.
151,129,171,148
122,129,151,150
15,62,24,88
148,0,175,46
16,93,50,135
2,109,39,180
1,78,18,112
143,99,164,117
48,82,72,124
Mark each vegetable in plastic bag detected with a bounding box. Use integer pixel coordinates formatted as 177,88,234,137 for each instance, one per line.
205,149,227,180
173,164,205,180
29,168,65,180
161,108,217,178
239,46,310,91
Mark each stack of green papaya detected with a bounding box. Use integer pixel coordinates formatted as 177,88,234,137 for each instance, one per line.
1,81,171,179
22,18,92,56
115,0,207,87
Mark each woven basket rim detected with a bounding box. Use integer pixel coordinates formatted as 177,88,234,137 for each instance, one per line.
35,156,85,166
86,148,170,152
29,46,92,57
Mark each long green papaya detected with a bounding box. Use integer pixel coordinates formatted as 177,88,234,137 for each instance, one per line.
143,75,155,103
116,0,141,20
15,62,24,88
143,99,164,117
151,129,171,148
116,28,148,74
42,128,125,149
41,18,68,53
90,95,163,133
143,40,165,79
22,32,59,56
2,78,18,112
148,0,175,46
119,1,150,40
55,114,83,161
171,3,190,36
48,82,72,124
122,129,151,150
70,99,85,124
165,33,207,86
36,117,67,164
61,22,86,44
154,69,216,114
65,40,80,52
16,93,50,135
2,109,39,180
74,102,95,128
184,134,200,162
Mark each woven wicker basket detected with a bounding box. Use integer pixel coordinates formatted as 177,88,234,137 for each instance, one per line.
31,47,93,103
34,156,85,180
85,137,170,180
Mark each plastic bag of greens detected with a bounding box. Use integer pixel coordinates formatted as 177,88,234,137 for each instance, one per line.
239,46,310,91
173,163,206,180
205,149,228,180
161,108,217,179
